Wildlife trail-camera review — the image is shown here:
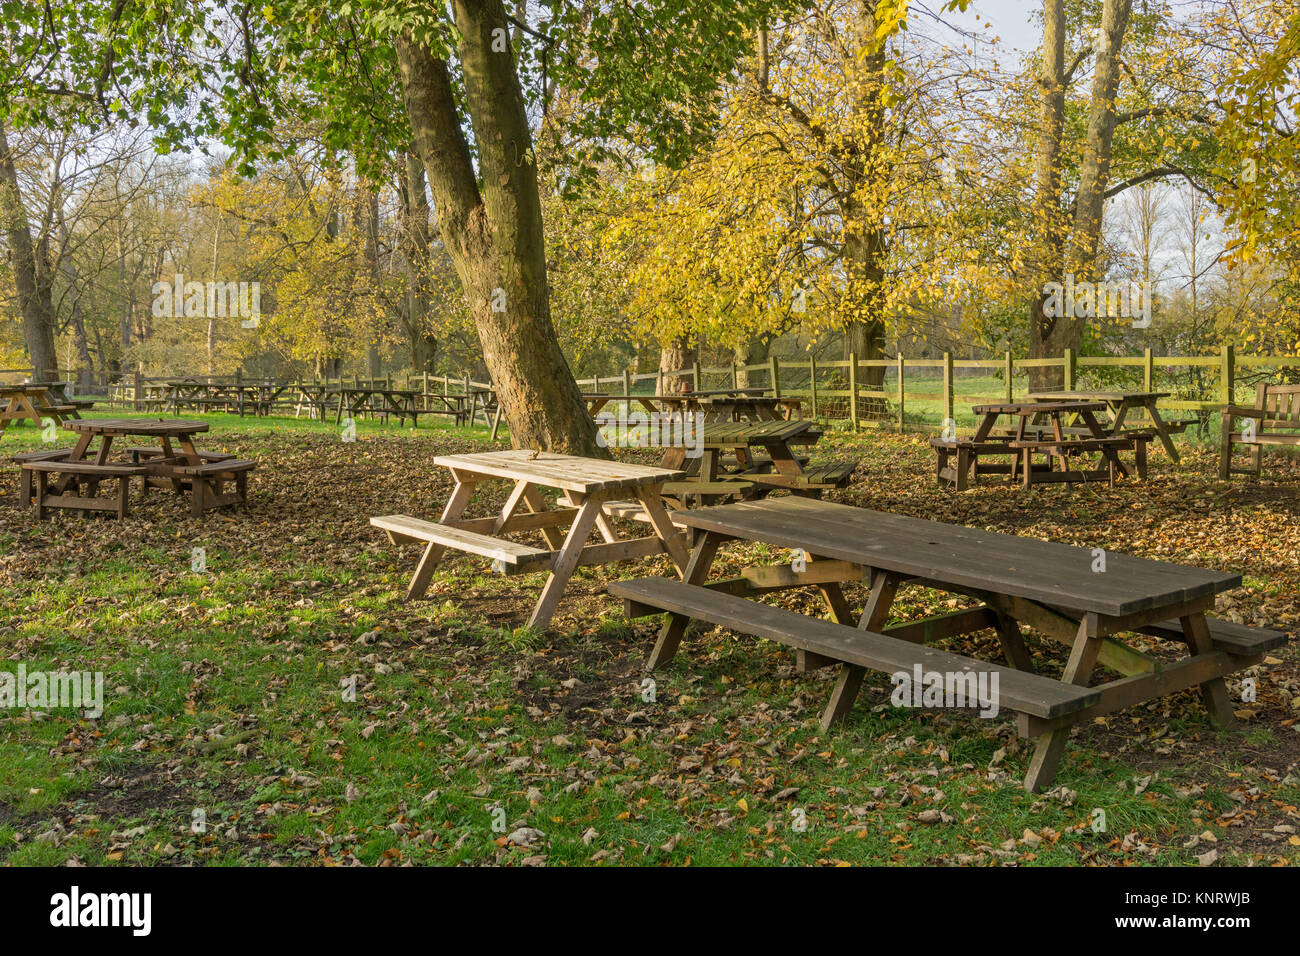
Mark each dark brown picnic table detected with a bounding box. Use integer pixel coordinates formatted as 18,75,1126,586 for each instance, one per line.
609,497,1286,791
1027,389,1185,462
934,400,1145,490
334,386,424,428
15,418,255,519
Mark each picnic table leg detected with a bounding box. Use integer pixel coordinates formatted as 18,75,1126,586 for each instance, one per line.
520,484,565,549
1181,612,1236,728
993,612,1034,671
820,570,900,732
1024,616,1102,792
647,530,723,669
633,486,690,575
405,480,477,600
527,493,605,630
1145,402,1180,462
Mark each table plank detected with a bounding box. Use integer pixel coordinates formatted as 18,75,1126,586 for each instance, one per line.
671,497,1239,617
433,449,682,493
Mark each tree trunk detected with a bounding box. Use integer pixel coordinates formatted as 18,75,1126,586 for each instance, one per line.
659,339,697,394
395,0,598,455
842,2,889,411
0,122,58,377
1028,0,1133,389
400,152,438,372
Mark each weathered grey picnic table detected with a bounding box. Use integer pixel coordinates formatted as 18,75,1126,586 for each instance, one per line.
608,497,1285,791
371,449,689,629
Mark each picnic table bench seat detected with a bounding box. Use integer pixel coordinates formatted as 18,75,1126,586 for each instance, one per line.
126,446,235,464
168,458,256,516
21,459,148,518
1139,616,1288,656
371,513,548,566
610,577,1101,724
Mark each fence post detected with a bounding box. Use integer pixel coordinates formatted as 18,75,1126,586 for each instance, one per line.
1004,351,1013,403
731,361,739,390
1143,348,1153,392
809,356,818,418
942,351,954,426
1063,348,1076,391
769,356,781,397
133,369,142,411
896,355,905,429
848,352,859,431
1220,344,1235,405
593,374,600,394
623,369,631,395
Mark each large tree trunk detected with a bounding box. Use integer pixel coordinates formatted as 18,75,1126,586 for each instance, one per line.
395,0,598,455
1028,0,1132,389
659,339,697,394
1068,0,1133,275
1027,0,1069,390
0,122,59,377
400,152,438,372
842,2,889,411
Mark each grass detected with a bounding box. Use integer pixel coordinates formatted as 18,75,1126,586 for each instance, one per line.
0,406,1296,866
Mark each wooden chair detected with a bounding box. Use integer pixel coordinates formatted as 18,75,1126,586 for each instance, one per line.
1220,383,1300,479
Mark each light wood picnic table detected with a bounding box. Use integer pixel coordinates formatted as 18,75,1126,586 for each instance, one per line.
609,497,1286,791
1027,390,1181,462
0,385,65,438
371,449,690,629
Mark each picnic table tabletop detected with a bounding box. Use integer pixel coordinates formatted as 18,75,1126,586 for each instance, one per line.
65,417,210,438
1026,390,1172,402
697,418,813,445
433,448,683,494
972,400,1108,416
672,496,1237,617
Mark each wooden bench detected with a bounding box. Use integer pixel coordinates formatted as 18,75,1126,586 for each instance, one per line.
1220,383,1300,479
609,577,1101,730
170,458,256,516
126,446,235,464
931,438,1016,491
1138,616,1288,656
371,513,548,598
21,460,147,519
661,479,754,507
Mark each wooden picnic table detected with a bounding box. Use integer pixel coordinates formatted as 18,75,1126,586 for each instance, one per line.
166,380,290,417
371,449,689,629
334,386,424,428
1027,390,1184,462
656,418,854,499
0,385,68,438
609,497,1286,791
16,418,255,518
935,401,1144,490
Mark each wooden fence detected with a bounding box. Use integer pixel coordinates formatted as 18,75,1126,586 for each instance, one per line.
3,345,1295,431
577,345,1293,432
